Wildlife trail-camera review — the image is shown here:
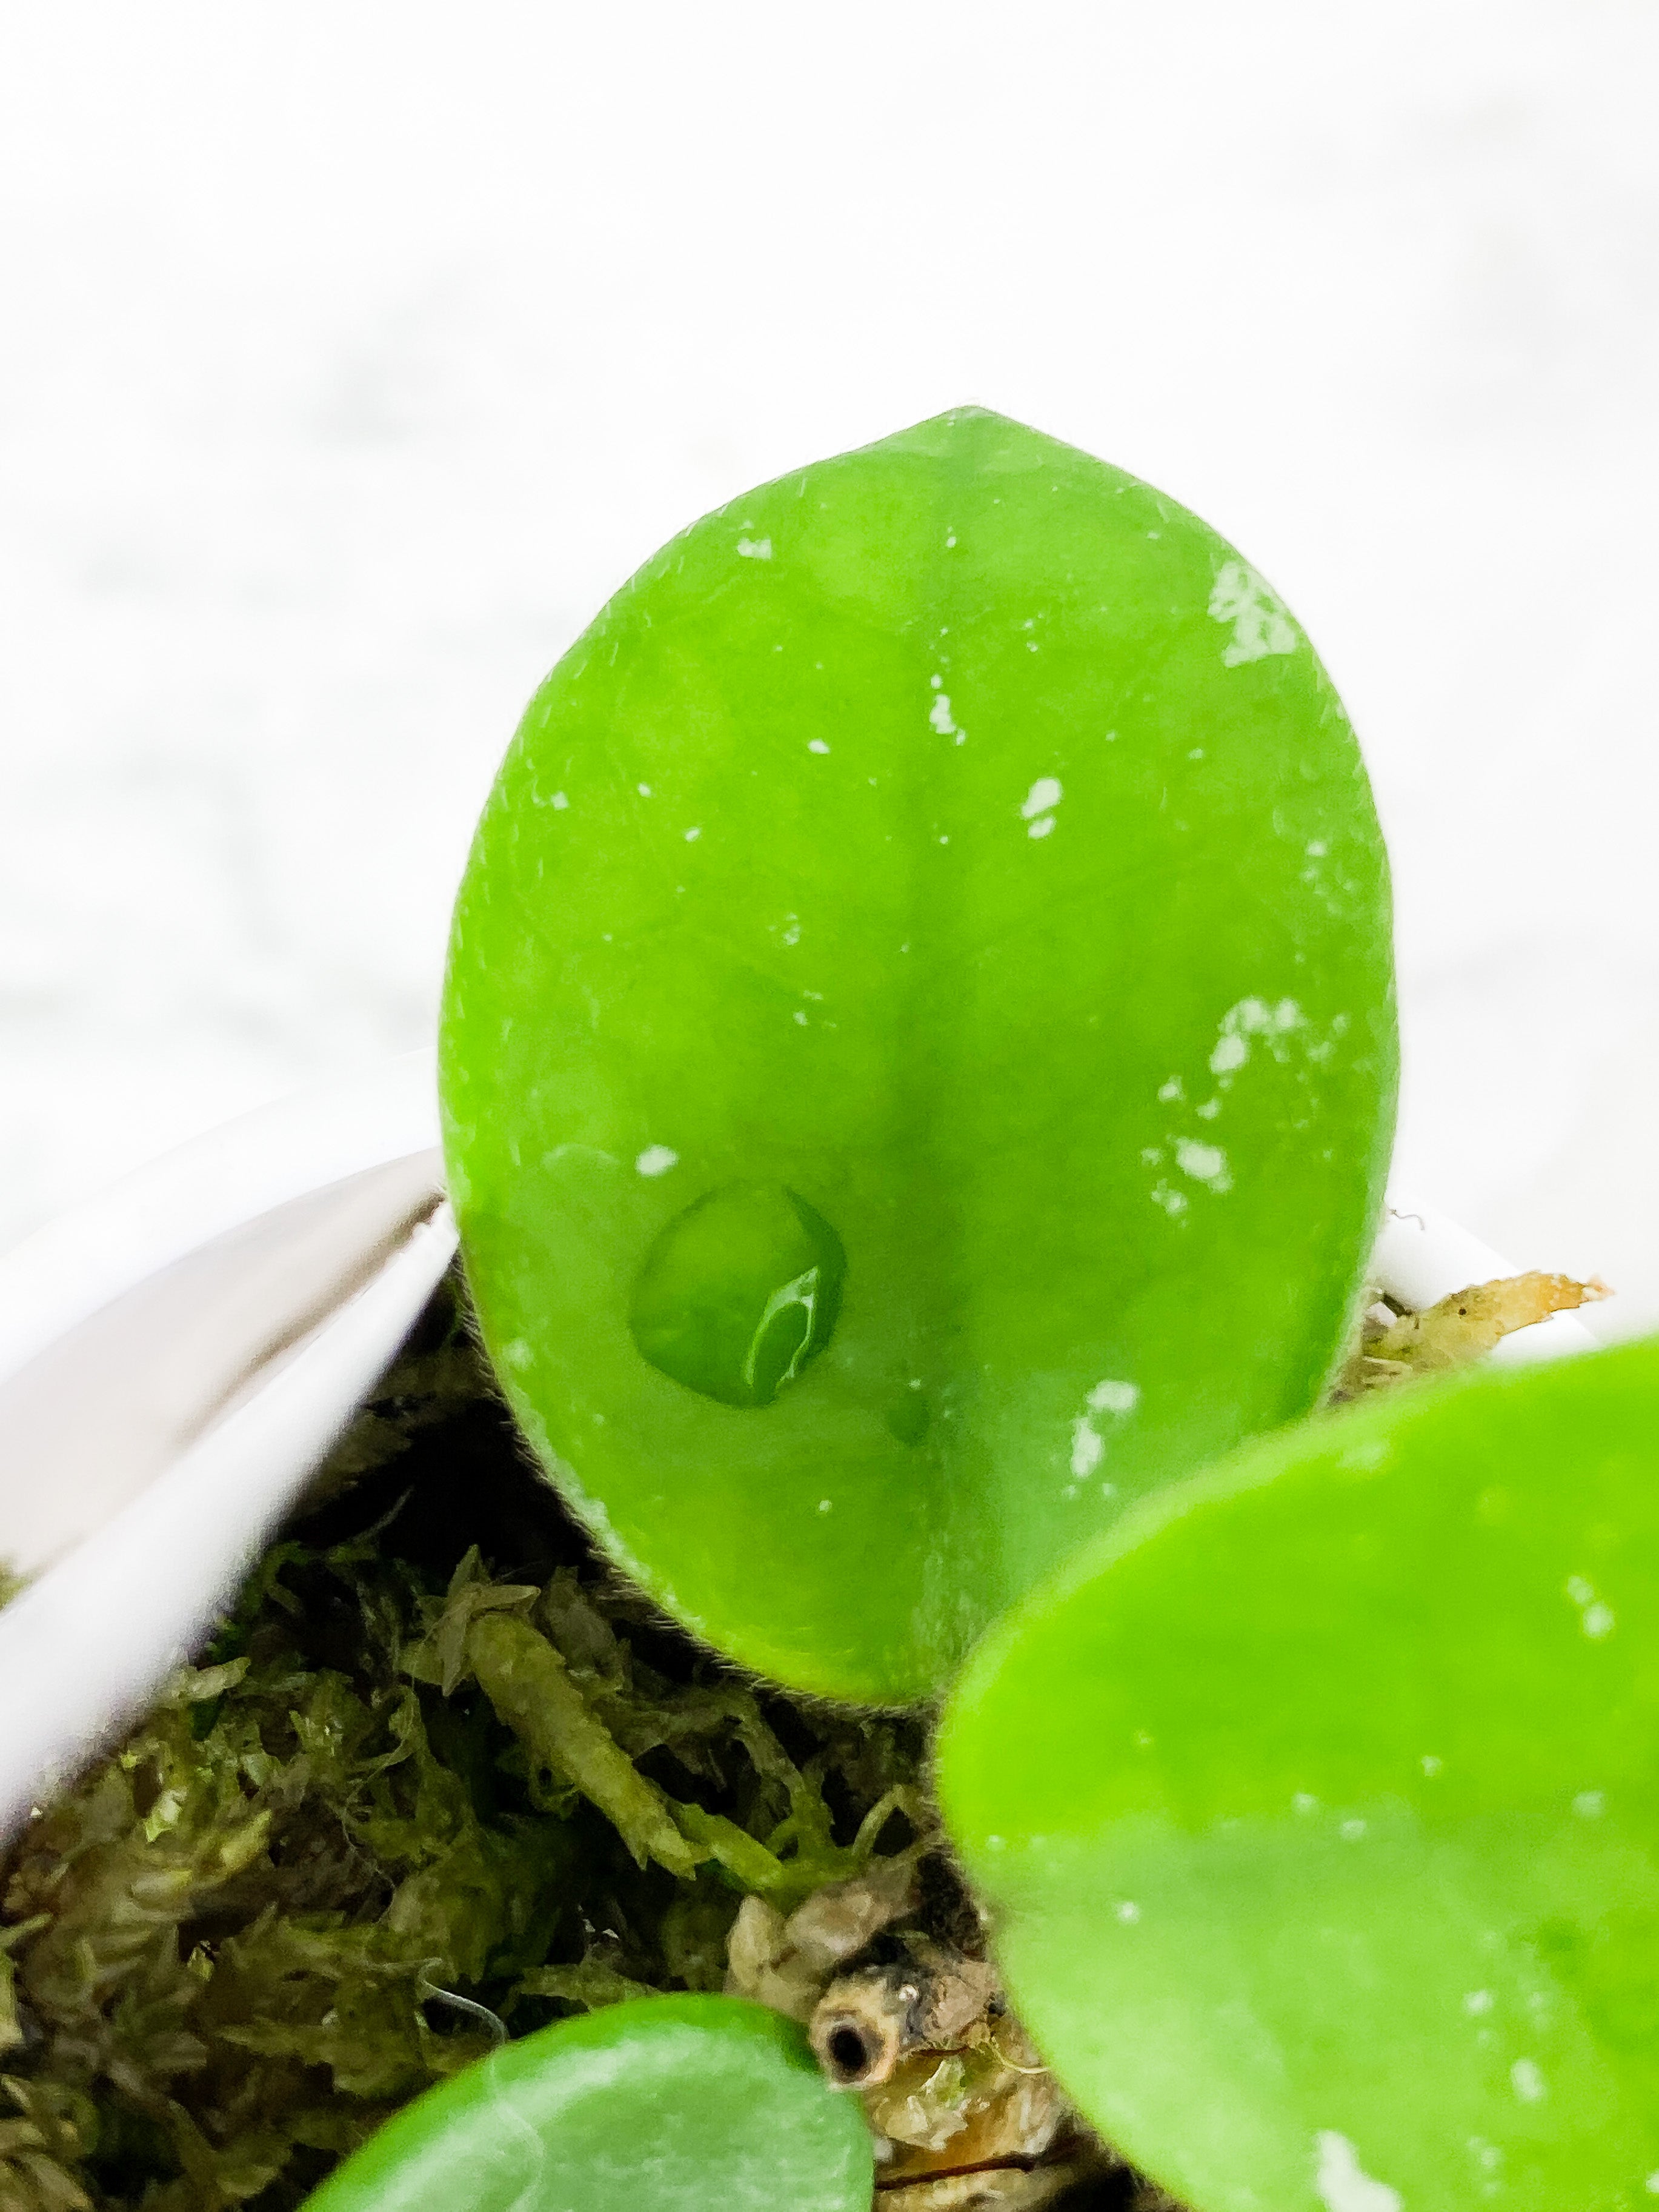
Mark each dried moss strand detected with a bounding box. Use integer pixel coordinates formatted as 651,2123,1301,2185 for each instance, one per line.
463,1612,702,1878
670,1805,791,1898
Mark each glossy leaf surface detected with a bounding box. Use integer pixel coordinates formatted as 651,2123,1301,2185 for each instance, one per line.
304,1997,872,2212
937,1338,1659,2212
441,406,1395,1700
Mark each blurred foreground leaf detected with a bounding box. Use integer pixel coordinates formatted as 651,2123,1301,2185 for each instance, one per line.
302,1996,873,2212
939,1337,1659,2212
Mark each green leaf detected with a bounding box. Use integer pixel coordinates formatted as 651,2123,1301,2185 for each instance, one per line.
301,1996,873,2212
936,1337,1659,2212
441,405,1396,1701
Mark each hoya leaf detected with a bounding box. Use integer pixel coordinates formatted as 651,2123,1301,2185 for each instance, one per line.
936,1337,1659,2212
303,1996,873,2212
441,405,1396,1701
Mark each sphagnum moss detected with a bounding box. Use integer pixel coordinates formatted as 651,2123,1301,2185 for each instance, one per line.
0,1278,1165,2212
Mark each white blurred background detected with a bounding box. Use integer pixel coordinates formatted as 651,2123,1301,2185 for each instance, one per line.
3,2,1657,1321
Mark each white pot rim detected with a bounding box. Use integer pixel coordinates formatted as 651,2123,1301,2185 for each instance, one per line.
0,1053,454,1838
0,1049,444,1395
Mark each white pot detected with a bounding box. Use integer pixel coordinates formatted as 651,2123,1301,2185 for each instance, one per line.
0,1071,1601,1839
0,1052,454,1838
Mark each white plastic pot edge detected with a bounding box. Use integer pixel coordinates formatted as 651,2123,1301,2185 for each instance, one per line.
0,1048,444,1397
0,1205,457,1838
0,1054,454,1838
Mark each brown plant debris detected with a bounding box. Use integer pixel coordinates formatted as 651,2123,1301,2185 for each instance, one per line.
0,1277,1172,2212
1330,1271,1609,1403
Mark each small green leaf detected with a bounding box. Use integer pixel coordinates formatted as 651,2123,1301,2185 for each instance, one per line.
936,1338,1659,2212
302,1996,873,2212
442,405,1396,1701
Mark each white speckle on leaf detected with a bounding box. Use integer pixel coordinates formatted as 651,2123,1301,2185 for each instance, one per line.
1464,1990,1494,2014
1028,815,1056,840
1340,1818,1368,1841
1293,1793,1319,1815
1643,2173,1659,2195
1511,2060,1546,2104
808,739,831,754
1176,1140,1231,1191
1151,1183,1188,1217
1566,1577,1615,1636
1308,839,1328,857
637,782,653,797
551,791,569,810
1421,1755,1444,1777
1116,1901,1141,1923
1209,560,1299,666
684,826,702,840
1574,1790,1606,1818
1158,1077,1184,1103
1314,2131,1401,2212
793,1011,808,1025
929,693,963,739
736,536,772,559
635,1145,679,1178
1021,777,1063,819
1069,1373,1137,1469
1196,1098,1221,1120
818,1499,833,1513
1209,995,1308,1081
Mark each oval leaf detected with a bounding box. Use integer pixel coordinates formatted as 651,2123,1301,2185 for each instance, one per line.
304,1996,873,2212
936,1339,1659,2212
441,405,1396,1701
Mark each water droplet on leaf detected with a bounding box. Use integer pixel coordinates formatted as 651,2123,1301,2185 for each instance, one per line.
630,1180,846,1408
